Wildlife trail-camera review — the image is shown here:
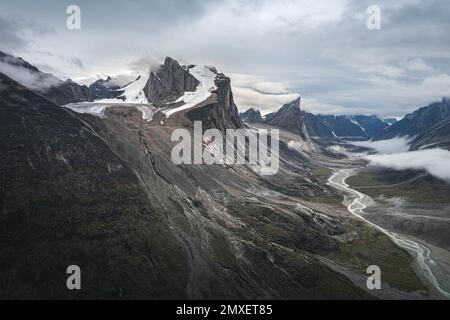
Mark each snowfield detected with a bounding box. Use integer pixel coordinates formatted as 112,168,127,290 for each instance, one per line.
65,74,157,120
96,74,150,104
64,102,159,120
65,65,217,120
163,65,217,118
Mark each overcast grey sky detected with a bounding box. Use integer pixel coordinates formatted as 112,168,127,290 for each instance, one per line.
1,0,450,117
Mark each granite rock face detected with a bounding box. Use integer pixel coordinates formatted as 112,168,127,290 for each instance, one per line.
143,57,199,105
185,73,244,132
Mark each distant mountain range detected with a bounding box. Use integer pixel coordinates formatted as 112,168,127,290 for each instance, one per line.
374,98,450,150
240,98,450,151
240,103,395,140
304,114,390,140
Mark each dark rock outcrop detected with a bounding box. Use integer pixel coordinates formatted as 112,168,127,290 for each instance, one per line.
239,108,263,123
143,57,199,105
185,73,243,131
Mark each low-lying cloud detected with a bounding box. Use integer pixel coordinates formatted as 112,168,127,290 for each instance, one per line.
0,60,61,92
365,149,450,181
347,137,450,181
351,137,412,154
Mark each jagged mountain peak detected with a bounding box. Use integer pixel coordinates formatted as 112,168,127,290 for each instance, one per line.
144,56,200,105
263,97,310,140
239,107,263,123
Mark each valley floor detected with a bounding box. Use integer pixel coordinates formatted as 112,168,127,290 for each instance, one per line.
338,167,450,299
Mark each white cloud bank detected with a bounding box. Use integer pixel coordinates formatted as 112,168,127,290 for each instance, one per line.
365,149,450,181
350,137,450,181
0,60,61,92
351,137,412,154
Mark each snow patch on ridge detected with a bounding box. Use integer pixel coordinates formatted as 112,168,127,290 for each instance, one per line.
70,74,155,120
163,65,217,118
97,74,150,104
348,116,367,137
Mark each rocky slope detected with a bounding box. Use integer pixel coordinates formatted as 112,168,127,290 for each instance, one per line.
0,72,183,298
375,98,450,150
44,79,90,105
410,117,450,150
0,51,90,105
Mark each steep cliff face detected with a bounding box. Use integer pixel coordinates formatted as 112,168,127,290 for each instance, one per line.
264,97,309,140
141,57,243,131
143,57,199,105
185,72,243,131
